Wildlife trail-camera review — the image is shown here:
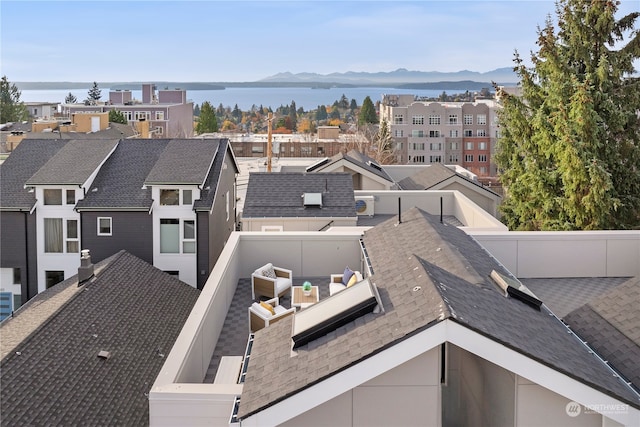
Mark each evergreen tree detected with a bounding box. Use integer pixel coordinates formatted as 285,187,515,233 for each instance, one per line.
358,96,377,125
339,94,349,109
495,0,640,230
329,105,341,119
85,82,101,105
64,92,77,104
232,104,242,120
193,103,201,117
316,105,328,121
349,99,358,111
0,75,28,123
289,100,297,131
195,101,218,134
108,109,127,124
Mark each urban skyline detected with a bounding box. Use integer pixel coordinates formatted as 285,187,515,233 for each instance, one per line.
4,0,637,83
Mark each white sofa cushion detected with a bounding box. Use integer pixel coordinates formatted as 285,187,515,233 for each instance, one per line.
275,277,292,293
330,271,363,295
251,302,272,318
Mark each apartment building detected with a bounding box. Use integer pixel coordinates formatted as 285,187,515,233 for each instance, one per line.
379,94,499,177
61,83,194,138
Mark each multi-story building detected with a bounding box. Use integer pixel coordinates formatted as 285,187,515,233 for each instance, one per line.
379,94,499,177
61,83,194,138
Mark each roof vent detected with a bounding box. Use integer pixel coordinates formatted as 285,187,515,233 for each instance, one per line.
78,249,94,284
366,160,382,171
490,270,542,310
97,350,111,359
303,192,322,208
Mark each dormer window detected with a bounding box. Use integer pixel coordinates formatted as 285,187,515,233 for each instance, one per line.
160,189,180,206
44,189,62,205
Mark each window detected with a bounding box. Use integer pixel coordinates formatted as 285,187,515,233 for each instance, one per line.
160,219,180,253
301,146,312,156
155,111,165,120
124,111,133,121
478,142,487,150
252,145,264,153
44,189,62,205
135,111,150,121
449,129,459,137
183,190,192,205
13,268,21,284
155,126,163,135
450,142,459,150
0,292,12,321
66,220,79,253
412,115,424,125
66,190,75,205
465,154,474,162
412,156,425,163
394,114,404,125
466,142,474,150
479,166,488,175
448,115,458,125
394,129,404,137
412,142,425,151
429,130,440,138
430,155,442,163
160,189,180,206
449,154,459,163
477,129,487,137
428,115,440,125
45,271,65,289
98,217,112,236
463,114,473,125
477,114,487,125
430,143,442,151
411,130,424,138
495,130,501,138
183,220,196,253
464,130,473,137
44,218,63,253
479,154,488,162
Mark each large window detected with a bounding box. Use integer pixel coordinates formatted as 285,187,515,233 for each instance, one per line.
98,217,112,236
428,115,441,125
477,114,487,125
45,271,64,289
44,189,62,205
463,114,473,125
411,130,424,138
160,189,180,206
66,219,79,253
44,218,63,253
412,115,424,125
160,219,180,253
183,220,196,253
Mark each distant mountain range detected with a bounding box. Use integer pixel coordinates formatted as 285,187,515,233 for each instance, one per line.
259,67,519,85
15,68,519,91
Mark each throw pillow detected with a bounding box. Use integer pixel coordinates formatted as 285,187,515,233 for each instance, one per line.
261,263,277,279
346,274,358,288
259,301,276,316
342,266,354,285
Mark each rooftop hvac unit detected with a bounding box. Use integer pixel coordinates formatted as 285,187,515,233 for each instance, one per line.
355,196,374,216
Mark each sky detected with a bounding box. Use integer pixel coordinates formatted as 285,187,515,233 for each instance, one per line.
1,0,638,82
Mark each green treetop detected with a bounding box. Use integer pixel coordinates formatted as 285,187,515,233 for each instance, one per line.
358,96,378,125
0,76,28,123
495,0,640,230
195,101,218,134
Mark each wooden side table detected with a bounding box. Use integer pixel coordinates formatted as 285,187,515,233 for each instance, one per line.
292,286,319,309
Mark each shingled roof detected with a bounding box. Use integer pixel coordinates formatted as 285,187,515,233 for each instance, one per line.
144,139,220,186
0,139,68,210
25,139,119,185
237,207,639,419
242,172,356,218
0,250,200,425
308,149,394,183
75,139,170,210
193,139,238,211
399,162,500,197
564,277,640,393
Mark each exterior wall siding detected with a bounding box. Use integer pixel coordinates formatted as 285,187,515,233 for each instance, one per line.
0,211,38,304
80,211,154,265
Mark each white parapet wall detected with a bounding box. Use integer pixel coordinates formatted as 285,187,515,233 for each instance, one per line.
469,230,640,278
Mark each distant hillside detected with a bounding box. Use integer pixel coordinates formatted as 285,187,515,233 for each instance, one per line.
260,67,519,85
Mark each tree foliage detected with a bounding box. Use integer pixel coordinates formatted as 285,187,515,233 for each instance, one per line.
108,109,127,124
495,0,640,230
85,82,101,105
0,76,28,123
64,92,77,104
195,101,218,134
358,96,378,125
372,119,396,164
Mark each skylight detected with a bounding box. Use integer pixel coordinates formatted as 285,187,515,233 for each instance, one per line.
303,192,322,208
490,270,542,310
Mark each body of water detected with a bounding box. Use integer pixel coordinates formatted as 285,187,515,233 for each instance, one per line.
20,86,469,111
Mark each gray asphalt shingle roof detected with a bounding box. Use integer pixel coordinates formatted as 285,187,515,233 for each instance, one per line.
0,139,68,210
399,163,500,197
0,250,200,426
25,139,119,185
242,172,356,218
144,139,220,185
193,139,238,211
311,149,394,182
75,139,170,210
564,277,640,392
238,207,639,419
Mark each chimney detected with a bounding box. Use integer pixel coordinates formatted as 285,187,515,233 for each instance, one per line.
78,249,94,284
